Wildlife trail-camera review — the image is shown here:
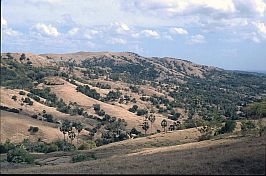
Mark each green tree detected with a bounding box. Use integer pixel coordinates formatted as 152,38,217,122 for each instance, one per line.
142,121,149,134
75,122,84,145
148,114,156,133
68,131,76,144
161,119,168,132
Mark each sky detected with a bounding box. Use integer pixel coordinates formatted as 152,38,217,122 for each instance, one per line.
1,0,266,71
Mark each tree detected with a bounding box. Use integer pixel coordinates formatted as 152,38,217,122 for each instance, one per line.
148,114,156,133
142,121,149,134
197,125,213,141
68,131,76,144
19,53,26,61
75,122,84,145
60,120,71,142
161,119,168,132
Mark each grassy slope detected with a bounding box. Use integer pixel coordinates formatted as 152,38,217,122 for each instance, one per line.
2,132,265,174
48,78,174,131
0,111,63,143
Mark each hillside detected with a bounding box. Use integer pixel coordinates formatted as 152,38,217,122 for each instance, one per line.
1,51,266,174
1,131,265,174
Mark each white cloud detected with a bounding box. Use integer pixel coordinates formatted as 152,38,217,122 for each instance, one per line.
188,34,206,44
84,29,100,39
253,21,266,37
68,27,79,36
1,17,7,26
115,22,130,34
235,0,266,17
4,28,21,37
141,29,160,38
241,32,261,43
107,38,127,44
124,0,236,16
35,23,59,37
169,27,188,35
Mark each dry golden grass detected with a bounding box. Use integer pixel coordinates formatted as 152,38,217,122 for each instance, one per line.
0,87,86,124
0,111,63,143
2,132,265,175
48,78,174,132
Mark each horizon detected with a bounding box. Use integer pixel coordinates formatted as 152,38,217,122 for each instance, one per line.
2,50,266,73
1,0,266,71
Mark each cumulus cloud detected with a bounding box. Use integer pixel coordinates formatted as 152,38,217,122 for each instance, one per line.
123,0,236,16
121,0,266,30
35,23,59,37
253,21,266,37
84,29,100,39
188,34,206,44
114,22,130,34
4,28,21,37
68,27,79,36
107,38,127,44
169,27,188,35
1,17,7,26
141,30,160,38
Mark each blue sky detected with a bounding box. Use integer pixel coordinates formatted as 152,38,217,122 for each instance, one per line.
1,0,266,71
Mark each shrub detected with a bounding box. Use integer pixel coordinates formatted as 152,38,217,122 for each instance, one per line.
23,97,33,105
241,120,256,136
168,112,181,120
19,91,26,95
11,95,17,101
136,109,148,116
46,144,59,153
7,146,34,164
28,126,39,133
72,153,96,163
130,128,141,135
129,105,138,113
78,141,97,150
93,104,101,112
183,119,197,129
218,120,237,134
53,140,76,151
0,140,15,154
97,109,105,116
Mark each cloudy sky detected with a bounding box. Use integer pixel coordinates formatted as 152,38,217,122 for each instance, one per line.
1,0,266,71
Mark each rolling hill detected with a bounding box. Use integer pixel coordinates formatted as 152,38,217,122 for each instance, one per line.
0,51,265,174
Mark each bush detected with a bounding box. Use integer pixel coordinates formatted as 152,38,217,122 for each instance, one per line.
11,95,17,101
46,144,59,153
23,97,33,105
129,105,138,113
7,146,34,164
241,120,256,135
136,109,148,116
78,141,97,150
93,104,101,112
97,109,105,116
183,119,197,129
53,140,76,151
0,140,15,154
218,120,237,134
28,126,39,133
72,153,96,163
19,91,26,95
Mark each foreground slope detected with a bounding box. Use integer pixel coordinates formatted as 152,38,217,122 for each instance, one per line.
2,132,265,174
